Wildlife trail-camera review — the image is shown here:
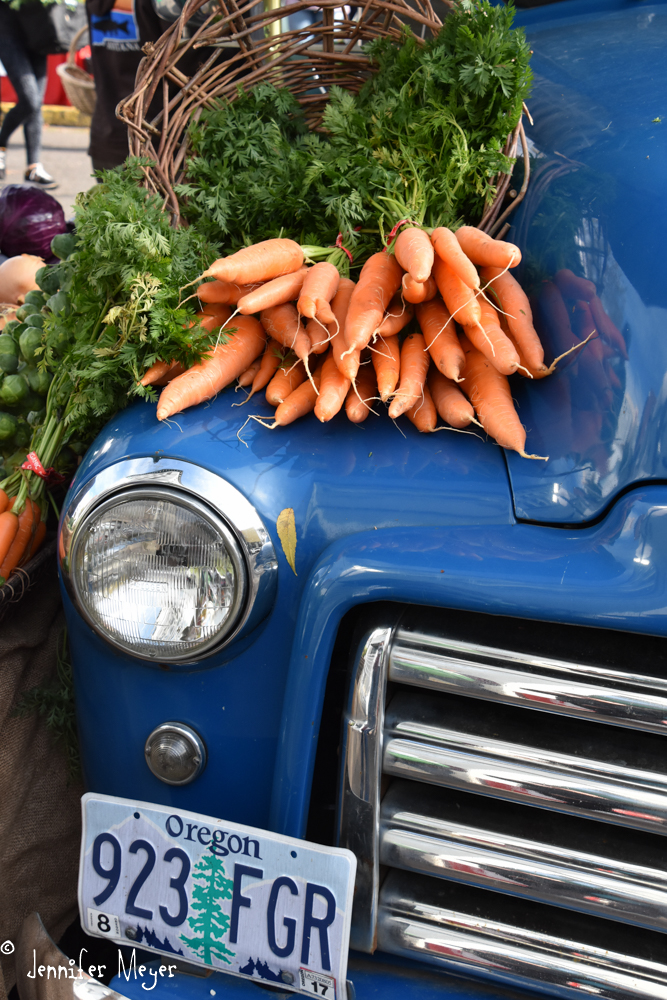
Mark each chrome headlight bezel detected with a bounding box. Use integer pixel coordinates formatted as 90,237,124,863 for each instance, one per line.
59,457,278,664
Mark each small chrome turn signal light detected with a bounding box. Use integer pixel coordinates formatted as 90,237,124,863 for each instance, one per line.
144,722,206,785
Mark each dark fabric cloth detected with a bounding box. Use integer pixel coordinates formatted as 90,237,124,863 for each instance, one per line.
0,3,47,165
0,555,84,995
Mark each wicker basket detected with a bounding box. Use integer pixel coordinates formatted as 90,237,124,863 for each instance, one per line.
55,25,96,117
118,0,528,232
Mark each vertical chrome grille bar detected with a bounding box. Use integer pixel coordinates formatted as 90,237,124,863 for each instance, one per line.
336,625,393,952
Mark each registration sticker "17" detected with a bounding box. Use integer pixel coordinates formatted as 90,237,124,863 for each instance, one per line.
299,969,336,997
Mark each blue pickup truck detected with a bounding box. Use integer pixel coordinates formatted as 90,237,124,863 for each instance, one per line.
51,2,667,998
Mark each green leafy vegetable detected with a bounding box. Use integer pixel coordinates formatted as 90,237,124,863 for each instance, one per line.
0,160,221,509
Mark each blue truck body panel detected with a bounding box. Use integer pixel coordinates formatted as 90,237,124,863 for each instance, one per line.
63,394,511,828
506,1,667,522
271,485,667,837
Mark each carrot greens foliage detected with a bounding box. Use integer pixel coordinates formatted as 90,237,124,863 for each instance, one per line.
178,0,531,251
0,162,220,498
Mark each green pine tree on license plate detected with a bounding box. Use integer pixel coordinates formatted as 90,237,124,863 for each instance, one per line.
180,855,236,965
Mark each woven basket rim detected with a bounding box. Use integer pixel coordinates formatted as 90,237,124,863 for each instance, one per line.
56,62,95,90
118,0,529,233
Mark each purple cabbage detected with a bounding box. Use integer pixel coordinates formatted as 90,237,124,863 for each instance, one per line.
0,184,66,261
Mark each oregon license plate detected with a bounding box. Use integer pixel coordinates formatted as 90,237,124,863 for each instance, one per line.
79,794,357,1000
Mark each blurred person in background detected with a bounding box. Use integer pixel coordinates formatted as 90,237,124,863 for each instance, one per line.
86,0,220,173
86,0,144,172
0,0,57,188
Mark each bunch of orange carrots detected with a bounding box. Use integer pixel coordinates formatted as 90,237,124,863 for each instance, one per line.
141,226,588,461
0,491,46,585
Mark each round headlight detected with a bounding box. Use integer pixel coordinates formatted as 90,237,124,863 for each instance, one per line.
70,487,246,662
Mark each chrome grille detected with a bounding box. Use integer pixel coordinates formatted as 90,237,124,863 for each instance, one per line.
336,619,667,999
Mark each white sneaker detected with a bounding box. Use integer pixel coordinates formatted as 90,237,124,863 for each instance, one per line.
25,163,57,190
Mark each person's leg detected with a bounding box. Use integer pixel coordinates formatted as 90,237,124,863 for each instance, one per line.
0,38,40,151
0,37,55,186
23,50,48,168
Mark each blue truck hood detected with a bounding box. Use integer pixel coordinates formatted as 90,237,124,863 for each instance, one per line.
504,0,667,524
72,393,512,580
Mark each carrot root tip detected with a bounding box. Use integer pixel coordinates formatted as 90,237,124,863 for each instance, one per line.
547,330,596,373
390,417,407,439
237,414,277,446
433,426,484,442
519,450,549,461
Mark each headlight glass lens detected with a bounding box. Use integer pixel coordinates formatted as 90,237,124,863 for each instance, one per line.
73,491,245,660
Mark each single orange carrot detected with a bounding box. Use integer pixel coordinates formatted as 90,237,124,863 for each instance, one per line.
272,365,323,426
433,256,483,331
238,357,262,388
298,262,340,326
415,297,466,382
481,265,545,372
198,279,262,305
156,315,266,420
455,226,521,269
0,499,35,580
554,268,596,302
462,297,523,376
406,383,437,433
497,311,564,381
306,317,330,354
260,303,312,370
402,273,437,305
140,361,173,386
314,353,351,422
394,227,434,283
246,338,284,401
0,510,18,567
377,292,414,337
459,334,546,459
200,303,234,319
329,278,360,382
265,355,306,406
346,360,377,423
388,333,430,419
238,266,309,315
431,227,480,290
202,239,304,284
196,311,231,332
371,335,400,403
21,513,46,565
0,490,8,515
154,362,185,387
344,252,403,353
428,368,479,429
18,498,40,562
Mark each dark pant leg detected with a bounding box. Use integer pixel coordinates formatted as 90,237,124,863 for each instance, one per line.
0,37,47,164
22,49,47,165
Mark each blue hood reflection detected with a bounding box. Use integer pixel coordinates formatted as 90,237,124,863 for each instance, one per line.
505,1,667,523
